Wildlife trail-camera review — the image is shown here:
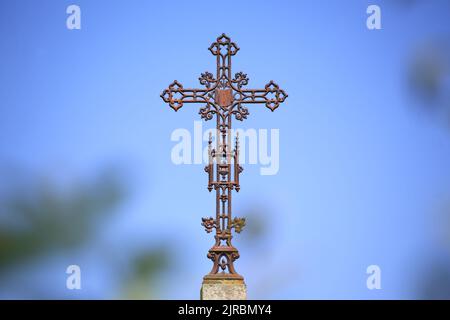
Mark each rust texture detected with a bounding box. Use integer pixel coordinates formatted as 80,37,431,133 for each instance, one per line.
161,34,287,280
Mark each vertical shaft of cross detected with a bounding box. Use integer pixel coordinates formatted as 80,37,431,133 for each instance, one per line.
203,112,244,280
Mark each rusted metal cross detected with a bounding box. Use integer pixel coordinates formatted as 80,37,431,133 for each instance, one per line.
161,34,287,281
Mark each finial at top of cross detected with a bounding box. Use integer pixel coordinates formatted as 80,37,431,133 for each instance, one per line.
160,34,288,122
208,33,240,57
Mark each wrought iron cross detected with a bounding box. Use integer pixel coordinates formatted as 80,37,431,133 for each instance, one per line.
161,34,287,280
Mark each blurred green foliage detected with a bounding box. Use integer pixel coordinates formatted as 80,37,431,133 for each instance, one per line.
0,170,124,271
408,40,450,125
0,168,172,299
121,246,170,299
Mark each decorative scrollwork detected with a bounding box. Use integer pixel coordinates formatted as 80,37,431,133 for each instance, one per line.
232,72,249,88
232,103,249,121
231,251,240,261
199,103,216,121
199,71,216,89
206,251,216,262
201,217,216,233
231,217,246,233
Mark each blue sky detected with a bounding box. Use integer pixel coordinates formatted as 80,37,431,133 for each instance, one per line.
1,0,450,299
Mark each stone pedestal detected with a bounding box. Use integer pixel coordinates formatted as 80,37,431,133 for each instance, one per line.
200,279,247,300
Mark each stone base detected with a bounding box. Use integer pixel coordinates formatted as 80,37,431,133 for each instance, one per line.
200,279,247,300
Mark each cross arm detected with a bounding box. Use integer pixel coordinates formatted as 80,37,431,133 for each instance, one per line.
160,80,212,112
235,80,288,112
